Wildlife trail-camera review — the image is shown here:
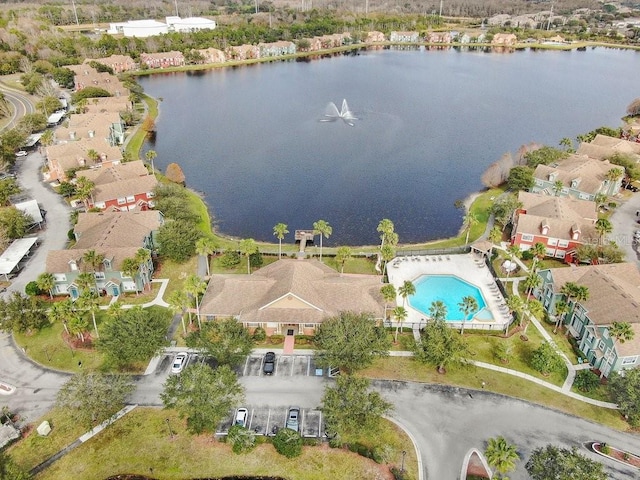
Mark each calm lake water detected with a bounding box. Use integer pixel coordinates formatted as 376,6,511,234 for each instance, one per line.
140,47,640,246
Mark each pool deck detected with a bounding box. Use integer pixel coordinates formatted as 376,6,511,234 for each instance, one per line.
387,253,511,331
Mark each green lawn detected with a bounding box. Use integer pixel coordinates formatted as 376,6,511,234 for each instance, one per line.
154,256,198,299
124,95,157,160
465,328,567,387
360,357,629,431
24,407,416,480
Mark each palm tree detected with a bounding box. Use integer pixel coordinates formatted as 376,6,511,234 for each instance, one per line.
272,223,289,259
86,149,99,163
135,248,152,290
145,149,157,174
462,212,478,244
552,300,569,334
47,299,73,334
608,321,635,367
505,295,525,330
77,291,100,339
506,244,521,277
398,280,415,307
489,226,502,245
595,217,612,246
485,436,519,478
530,242,546,269
82,249,104,292
392,306,407,343
239,238,258,274
167,289,189,334
523,271,542,302
523,298,543,335
553,179,564,196
559,137,573,152
335,246,351,275
67,313,89,342
312,220,332,261
429,300,447,322
458,295,478,335
75,176,95,211
106,300,124,321
380,284,396,320
36,272,55,299
380,243,395,280
76,272,95,296
40,129,54,147
594,192,608,211
184,274,207,328
121,257,139,295
377,218,398,249
195,236,217,276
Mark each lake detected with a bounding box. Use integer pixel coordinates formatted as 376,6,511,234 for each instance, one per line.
140,46,640,246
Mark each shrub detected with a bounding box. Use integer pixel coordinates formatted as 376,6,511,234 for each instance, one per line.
269,334,284,344
24,281,41,297
219,249,241,268
294,334,314,345
573,369,600,393
390,466,409,480
227,424,256,454
348,442,374,459
600,443,611,455
272,427,302,458
372,444,395,464
249,249,263,268
252,326,266,342
493,340,513,364
530,342,564,375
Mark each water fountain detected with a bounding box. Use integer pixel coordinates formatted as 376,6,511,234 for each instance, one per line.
321,99,357,126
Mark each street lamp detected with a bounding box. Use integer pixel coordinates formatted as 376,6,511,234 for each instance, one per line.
401,450,406,473
165,418,174,438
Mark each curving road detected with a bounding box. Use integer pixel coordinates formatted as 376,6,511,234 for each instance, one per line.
0,84,35,132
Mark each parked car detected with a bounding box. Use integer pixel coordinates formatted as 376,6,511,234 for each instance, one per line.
286,407,300,432
263,351,276,375
15,151,27,157
235,407,248,427
171,352,188,374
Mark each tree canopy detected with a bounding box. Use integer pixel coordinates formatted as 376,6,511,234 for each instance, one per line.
507,166,535,191
157,219,203,262
314,311,391,374
56,371,134,429
0,292,49,333
321,375,392,437
609,368,640,427
523,146,568,168
186,318,253,367
0,451,31,480
161,364,244,434
525,445,608,480
412,319,469,373
97,306,170,368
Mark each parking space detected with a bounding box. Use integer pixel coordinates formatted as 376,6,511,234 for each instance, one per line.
240,354,329,377
216,406,324,438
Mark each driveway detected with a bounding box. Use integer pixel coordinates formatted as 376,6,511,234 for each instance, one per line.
5,149,70,296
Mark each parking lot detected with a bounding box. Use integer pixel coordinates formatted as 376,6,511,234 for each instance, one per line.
240,353,334,378
217,406,325,438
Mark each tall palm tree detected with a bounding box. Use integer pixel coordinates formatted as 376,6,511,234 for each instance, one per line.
506,244,521,277
523,298,543,335
121,257,139,295
530,242,546,269
335,246,351,275
429,300,447,322
608,321,635,368
505,295,525,330
559,137,573,152
462,212,478,244
145,149,157,174
184,274,207,328
380,243,395,280
75,176,95,211
488,226,502,245
523,271,542,301
595,217,612,246
195,236,218,276
312,220,332,261
167,289,189,334
485,436,520,478
135,248,152,290
77,291,100,339
552,300,569,334
594,192,608,211
398,280,415,307
458,295,478,335
239,238,258,274
377,218,398,249
82,249,104,292
76,272,95,297
272,223,289,259
36,272,55,299
47,299,73,334
380,284,396,320
553,179,564,196
392,306,407,343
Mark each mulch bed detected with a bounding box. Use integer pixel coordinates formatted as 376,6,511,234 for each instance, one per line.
593,443,640,469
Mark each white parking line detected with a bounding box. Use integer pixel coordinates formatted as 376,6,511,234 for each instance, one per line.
265,409,271,435
242,356,250,377
306,356,311,376
290,356,294,376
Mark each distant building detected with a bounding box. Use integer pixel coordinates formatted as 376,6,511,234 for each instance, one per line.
140,51,185,69
228,44,260,61
198,48,226,64
68,64,128,97
166,16,216,33
108,17,215,38
389,31,420,43
258,41,296,58
426,32,452,44
491,33,518,46
364,31,385,43
85,55,137,74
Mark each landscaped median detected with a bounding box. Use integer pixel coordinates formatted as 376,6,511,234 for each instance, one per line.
11,407,417,480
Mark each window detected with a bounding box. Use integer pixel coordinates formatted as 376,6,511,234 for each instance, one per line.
54,274,66,281
95,272,105,280
521,234,534,242
598,340,606,351
247,322,260,327
126,195,135,203
304,323,315,328
548,238,558,246
147,191,155,198
622,356,637,366
558,239,569,247
117,197,126,205
96,202,106,209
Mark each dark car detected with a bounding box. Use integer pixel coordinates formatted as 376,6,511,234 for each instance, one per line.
263,351,276,375
286,407,300,432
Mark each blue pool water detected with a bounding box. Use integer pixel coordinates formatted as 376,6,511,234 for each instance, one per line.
408,275,487,321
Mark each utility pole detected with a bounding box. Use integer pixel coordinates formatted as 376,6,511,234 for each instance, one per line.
547,1,554,31
70,0,79,25
439,0,443,17
174,0,179,17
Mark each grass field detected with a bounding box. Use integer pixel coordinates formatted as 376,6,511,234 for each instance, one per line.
20,407,416,480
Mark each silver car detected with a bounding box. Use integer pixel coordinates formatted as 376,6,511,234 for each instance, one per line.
286,407,300,432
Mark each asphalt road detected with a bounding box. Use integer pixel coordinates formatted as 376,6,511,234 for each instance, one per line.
609,188,640,265
0,85,35,132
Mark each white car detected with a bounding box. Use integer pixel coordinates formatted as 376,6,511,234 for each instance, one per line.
15,151,27,157
235,408,248,427
171,352,188,373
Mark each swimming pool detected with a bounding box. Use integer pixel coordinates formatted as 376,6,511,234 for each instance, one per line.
408,275,488,321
